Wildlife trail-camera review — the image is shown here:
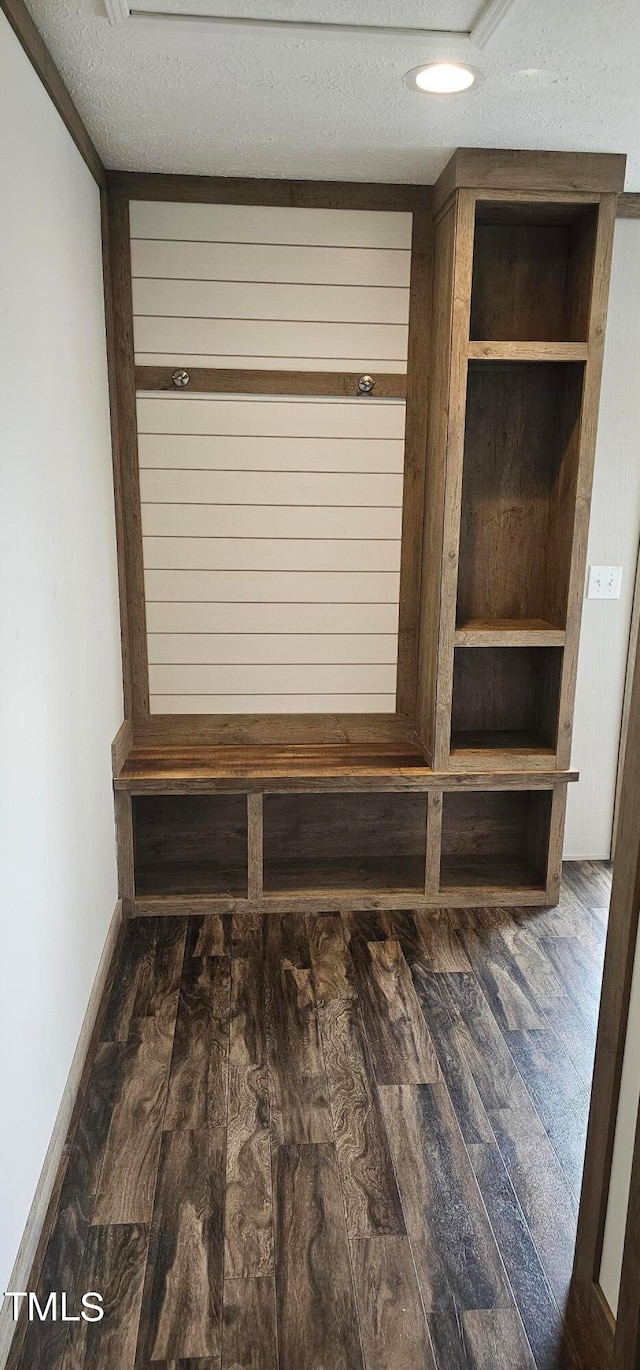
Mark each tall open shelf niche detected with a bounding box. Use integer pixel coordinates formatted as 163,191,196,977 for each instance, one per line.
418,157,620,792
109,150,624,914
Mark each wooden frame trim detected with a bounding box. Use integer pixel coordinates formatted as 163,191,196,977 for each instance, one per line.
555,192,618,769
135,366,406,399
617,193,640,219
395,208,433,720
431,189,476,770
110,171,428,734
613,1099,640,1368
247,792,263,900
107,168,430,212
106,191,150,716
571,599,640,1361
433,149,626,216
0,0,105,188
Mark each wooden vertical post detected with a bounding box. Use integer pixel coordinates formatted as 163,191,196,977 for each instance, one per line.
114,789,135,915
247,793,264,902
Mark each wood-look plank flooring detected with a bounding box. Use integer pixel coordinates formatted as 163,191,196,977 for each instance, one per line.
10,862,610,1370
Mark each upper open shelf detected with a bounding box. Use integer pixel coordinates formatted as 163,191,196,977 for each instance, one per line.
470,200,598,345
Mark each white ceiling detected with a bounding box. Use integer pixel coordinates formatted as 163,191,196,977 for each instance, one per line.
25,0,640,186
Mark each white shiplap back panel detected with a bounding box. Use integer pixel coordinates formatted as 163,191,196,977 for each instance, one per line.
130,200,411,369
131,199,410,714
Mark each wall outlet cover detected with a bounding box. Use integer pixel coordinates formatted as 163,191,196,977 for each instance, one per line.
587,565,623,599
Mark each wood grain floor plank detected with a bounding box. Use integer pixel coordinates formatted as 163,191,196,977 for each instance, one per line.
222,1277,278,1370
308,913,357,1004
539,935,604,1030
318,997,405,1237
440,975,579,1307
379,1083,513,1370
274,1143,364,1370
61,1223,149,1370
265,915,333,1144
191,912,232,958
92,998,178,1225
414,910,473,972
467,1142,576,1370
164,956,230,1132
225,956,273,1278
354,939,440,1085
134,917,187,1020
16,1042,124,1370
100,919,156,1043
456,916,545,1030
538,992,597,1086
136,1128,225,1363
350,1236,436,1370
409,966,494,1145
485,911,564,1007
461,1310,535,1370
501,1029,590,1198
562,860,612,911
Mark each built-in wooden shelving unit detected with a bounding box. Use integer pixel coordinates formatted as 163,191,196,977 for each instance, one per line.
108,148,625,915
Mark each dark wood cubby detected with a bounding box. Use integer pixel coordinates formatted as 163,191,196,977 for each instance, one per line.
133,794,248,896
440,789,553,892
456,360,584,630
451,646,563,756
470,200,598,343
263,792,428,894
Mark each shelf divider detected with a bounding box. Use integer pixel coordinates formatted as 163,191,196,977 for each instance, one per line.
468,340,588,361
454,618,566,647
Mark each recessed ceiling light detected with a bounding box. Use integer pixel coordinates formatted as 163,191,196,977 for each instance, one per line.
405,61,481,94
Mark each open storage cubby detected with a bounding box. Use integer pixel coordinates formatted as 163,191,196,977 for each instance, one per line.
470,200,598,343
263,791,428,894
451,646,562,756
456,360,584,635
440,789,552,893
132,794,248,896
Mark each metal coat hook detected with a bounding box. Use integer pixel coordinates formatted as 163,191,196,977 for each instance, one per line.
172,369,190,388
357,375,375,395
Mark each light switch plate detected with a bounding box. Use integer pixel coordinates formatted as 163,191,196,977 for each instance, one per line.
587,565,623,599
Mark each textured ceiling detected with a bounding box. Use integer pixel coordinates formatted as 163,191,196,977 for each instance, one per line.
25,0,640,186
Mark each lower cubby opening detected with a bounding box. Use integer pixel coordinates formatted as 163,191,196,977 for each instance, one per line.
133,794,248,896
263,792,428,894
440,789,552,892
451,645,562,756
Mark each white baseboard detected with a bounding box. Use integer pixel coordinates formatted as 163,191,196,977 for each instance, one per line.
0,901,123,1370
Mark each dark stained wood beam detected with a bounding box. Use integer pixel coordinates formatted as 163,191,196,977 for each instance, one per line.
0,0,105,187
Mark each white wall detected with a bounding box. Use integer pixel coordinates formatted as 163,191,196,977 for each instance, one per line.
600,919,640,1313
565,219,640,859
0,11,122,1301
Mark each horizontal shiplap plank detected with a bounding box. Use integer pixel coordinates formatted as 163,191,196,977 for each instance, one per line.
148,663,397,694
131,239,411,287
129,201,412,249
150,694,396,714
140,469,402,507
138,434,404,473
145,601,399,634
132,278,410,325
144,569,399,602
141,503,402,539
147,633,398,665
133,317,408,362
142,536,400,573
136,395,406,439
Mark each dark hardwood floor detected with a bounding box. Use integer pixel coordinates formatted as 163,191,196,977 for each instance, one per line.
10,861,610,1370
